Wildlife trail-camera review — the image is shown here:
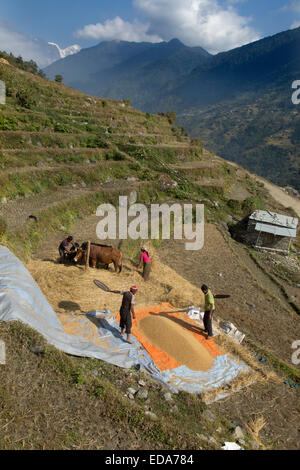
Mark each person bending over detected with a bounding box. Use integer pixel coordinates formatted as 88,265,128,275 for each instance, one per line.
58,236,75,263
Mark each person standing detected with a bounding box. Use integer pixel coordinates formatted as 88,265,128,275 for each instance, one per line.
119,286,137,344
138,246,152,281
201,284,215,339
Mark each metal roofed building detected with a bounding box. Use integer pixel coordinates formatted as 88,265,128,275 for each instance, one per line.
245,210,298,255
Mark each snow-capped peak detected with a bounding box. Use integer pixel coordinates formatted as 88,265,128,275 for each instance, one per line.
48,42,81,59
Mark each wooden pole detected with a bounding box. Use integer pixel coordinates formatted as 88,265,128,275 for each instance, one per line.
85,241,91,271
288,238,291,258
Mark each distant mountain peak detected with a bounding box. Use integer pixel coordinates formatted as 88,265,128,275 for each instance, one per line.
167,38,184,46
48,42,81,59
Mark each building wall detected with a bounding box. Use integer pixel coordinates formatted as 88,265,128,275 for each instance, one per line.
257,233,290,252
245,219,291,253
0,80,5,105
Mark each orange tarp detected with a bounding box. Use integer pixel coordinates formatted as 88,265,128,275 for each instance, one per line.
117,303,224,371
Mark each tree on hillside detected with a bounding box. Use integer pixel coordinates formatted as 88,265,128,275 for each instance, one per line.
55,75,63,84
158,111,177,125
0,51,45,77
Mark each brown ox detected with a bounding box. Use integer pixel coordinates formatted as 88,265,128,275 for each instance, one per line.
74,243,123,272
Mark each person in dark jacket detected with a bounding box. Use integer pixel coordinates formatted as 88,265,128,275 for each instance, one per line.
119,286,137,344
68,242,80,261
58,236,75,263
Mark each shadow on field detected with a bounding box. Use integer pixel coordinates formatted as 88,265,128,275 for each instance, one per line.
58,300,83,312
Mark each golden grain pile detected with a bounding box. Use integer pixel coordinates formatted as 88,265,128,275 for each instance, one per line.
139,315,214,371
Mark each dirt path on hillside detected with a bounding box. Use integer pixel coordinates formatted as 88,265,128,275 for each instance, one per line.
171,162,217,169
225,160,300,217
255,177,300,218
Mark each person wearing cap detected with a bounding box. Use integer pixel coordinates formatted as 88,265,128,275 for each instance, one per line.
119,286,137,344
201,284,215,339
58,236,75,263
138,246,152,281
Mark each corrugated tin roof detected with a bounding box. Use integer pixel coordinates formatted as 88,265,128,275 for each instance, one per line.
250,210,298,229
254,222,297,238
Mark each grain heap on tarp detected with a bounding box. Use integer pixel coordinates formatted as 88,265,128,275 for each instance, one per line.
139,315,214,371
127,303,248,393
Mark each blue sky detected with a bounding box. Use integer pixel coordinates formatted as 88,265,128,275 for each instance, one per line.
0,0,299,66
0,0,135,47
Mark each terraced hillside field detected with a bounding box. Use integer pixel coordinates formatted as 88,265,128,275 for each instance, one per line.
0,60,299,451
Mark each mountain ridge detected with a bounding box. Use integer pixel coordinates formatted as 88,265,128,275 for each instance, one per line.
44,28,300,190
44,38,211,101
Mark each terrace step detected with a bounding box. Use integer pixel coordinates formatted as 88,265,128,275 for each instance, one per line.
1,179,146,231
1,159,131,176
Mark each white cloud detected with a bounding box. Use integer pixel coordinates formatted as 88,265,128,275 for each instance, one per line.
75,16,162,43
0,19,80,67
0,19,58,66
75,0,260,53
134,0,260,53
283,1,300,28
288,1,300,13
226,0,248,4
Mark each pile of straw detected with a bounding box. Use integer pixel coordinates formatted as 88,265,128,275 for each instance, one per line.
26,247,204,316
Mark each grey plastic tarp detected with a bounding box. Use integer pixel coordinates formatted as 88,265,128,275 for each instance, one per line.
0,245,159,371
